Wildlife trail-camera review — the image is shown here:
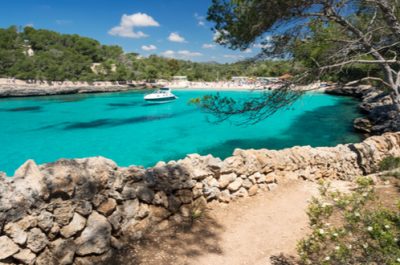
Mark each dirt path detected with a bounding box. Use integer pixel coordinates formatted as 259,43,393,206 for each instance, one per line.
123,181,323,265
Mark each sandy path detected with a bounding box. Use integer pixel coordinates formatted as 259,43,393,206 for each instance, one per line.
123,180,322,265
191,181,318,265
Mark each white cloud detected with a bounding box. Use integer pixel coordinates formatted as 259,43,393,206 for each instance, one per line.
161,50,202,58
141,44,157,51
177,50,202,57
168,32,186,43
109,13,159,39
243,48,252,53
223,54,244,60
202,43,216,49
194,13,206,27
161,50,176,57
213,30,229,44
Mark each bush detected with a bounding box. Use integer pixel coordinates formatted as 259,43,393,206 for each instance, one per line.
379,156,400,171
297,178,400,265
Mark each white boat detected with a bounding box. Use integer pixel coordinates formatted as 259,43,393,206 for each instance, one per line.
144,88,178,103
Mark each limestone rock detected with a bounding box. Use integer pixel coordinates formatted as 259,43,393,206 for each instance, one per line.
75,200,92,217
35,248,56,265
4,222,28,245
122,199,140,220
60,213,86,238
0,236,20,260
75,211,111,256
242,179,253,189
218,173,236,189
107,208,123,231
176,189,193,204
248,185,258,196
218,190,231,203
50,238,76,265
233,187,248,198
153,191,168,208
13,248,36,264
53,200,74,226
13,159,48,199
97,198,117,216
27,228,48,253
228,178,243,192
37,211,53,232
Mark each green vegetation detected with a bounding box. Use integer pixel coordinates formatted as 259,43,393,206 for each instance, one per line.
298,178,400,265
379,156,400,171
0,26,293,82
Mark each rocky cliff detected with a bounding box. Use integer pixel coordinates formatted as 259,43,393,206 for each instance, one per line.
0,132,399,265
326,86,400,135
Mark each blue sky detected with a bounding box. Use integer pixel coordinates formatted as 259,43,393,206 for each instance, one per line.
0,0,262,63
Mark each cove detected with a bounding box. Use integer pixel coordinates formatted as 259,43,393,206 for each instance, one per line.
0,90,362,175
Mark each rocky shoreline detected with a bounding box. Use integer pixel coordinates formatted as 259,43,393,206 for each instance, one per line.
326,85,400,135
0,132,399,264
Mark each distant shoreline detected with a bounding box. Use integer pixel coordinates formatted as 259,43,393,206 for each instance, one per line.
0,78,327,98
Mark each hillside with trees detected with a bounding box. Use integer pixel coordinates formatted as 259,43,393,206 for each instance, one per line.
0,26,294,82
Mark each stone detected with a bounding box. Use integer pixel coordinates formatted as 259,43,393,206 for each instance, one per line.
176,189,193,204
50,238,76,265
60,213,86,238
207,177,219,188
256,174,267,184
48,224,60,240
218,173,237,189
136,203,150,219
37,211,53,232
92,194,107,208
97,198,117,216
13,248,36,264
242,179,253,189
218,190,231,203
149,206,171,223
75,211,111,256
121,186,136,200
13,159,48,199
53,200,74,226
35,248,56,265
110,237,124,250
75,200,92,217
135,184,155,203
27,228,48,253
203,187,220,201
122,199,140,219
153,191,169,208
192,197,207,217
3,222,28,245
179,205,191,218
268,183,278,191
167,195,182,212
0,236,20,260
108,208,123,231
233,187,248,198
248,185,258,196
228,178,243,192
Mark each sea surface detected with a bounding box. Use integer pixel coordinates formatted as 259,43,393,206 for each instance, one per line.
0,90,362,175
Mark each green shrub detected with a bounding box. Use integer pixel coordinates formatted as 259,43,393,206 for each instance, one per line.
297,177,400,265
379,156,400,171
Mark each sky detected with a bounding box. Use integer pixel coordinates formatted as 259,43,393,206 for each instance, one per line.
0,0,263,63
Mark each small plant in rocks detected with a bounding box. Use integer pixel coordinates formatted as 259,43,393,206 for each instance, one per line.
379,156,400,171
297,177,400,265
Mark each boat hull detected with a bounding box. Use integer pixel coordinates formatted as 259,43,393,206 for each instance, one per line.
144,96,177,104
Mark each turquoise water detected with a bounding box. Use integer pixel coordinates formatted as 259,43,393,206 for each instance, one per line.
0,90,362,176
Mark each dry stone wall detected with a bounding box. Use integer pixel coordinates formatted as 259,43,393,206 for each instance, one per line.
0,132,399,264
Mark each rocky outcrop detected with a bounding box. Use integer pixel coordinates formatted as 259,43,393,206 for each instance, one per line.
326,85,400,135
0,132,399,264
